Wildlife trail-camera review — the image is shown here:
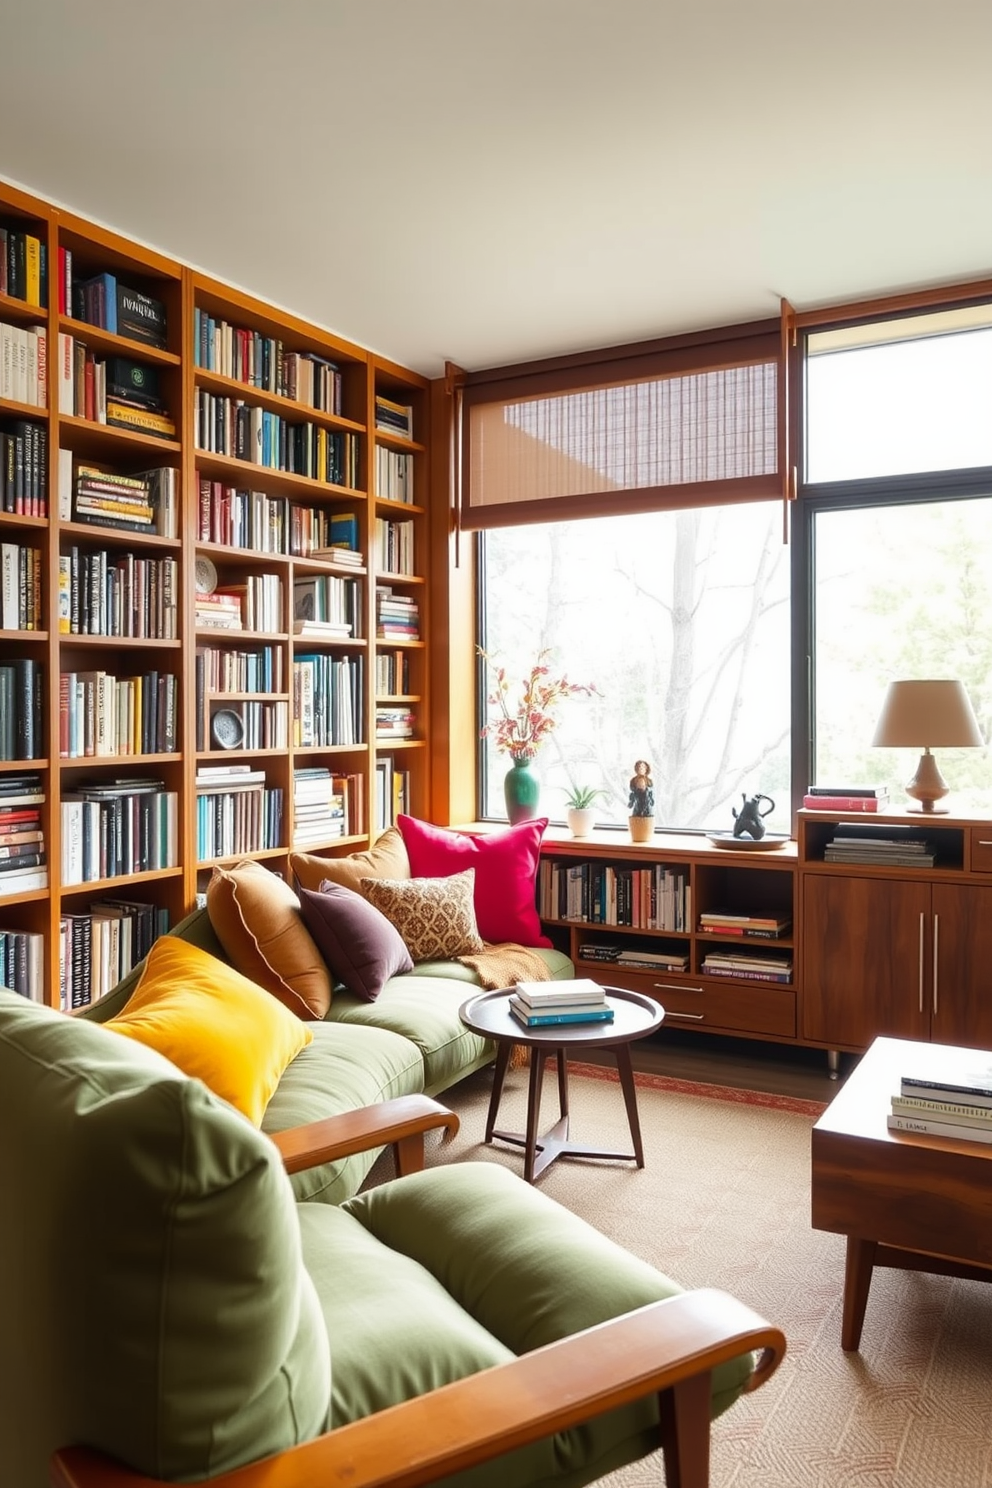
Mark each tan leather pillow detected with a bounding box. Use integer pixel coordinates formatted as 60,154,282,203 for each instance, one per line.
206,860,331,1020
289,825,411,895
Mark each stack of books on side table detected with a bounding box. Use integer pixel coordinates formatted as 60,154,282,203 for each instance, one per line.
508,979,614,1028
888,1065,992,1145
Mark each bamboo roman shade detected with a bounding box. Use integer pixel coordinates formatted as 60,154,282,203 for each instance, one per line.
458,318,785,529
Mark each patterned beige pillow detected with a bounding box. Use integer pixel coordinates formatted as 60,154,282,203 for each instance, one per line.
360,869,484,962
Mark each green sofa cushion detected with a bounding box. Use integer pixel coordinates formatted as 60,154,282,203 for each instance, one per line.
0,989,329,1488
336,1162,753,1487
325,973,495,1094
262,1020,424,1203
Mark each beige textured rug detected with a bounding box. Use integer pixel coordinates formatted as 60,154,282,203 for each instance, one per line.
410,1063,992,1488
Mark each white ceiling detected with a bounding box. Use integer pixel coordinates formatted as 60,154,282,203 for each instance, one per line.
3,0,991,379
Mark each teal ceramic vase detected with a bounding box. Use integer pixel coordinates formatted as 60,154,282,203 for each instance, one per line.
504,756,540,824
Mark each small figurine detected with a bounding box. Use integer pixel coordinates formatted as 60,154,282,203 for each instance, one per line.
628,760,654,817
732,792,775,840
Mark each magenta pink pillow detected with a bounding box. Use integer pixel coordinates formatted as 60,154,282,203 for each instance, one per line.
396,815,551,948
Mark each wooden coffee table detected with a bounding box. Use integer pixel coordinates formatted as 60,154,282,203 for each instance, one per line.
458,986,664,1183
811,1035,992,1351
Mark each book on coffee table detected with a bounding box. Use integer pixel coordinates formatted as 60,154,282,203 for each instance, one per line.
514,977,606,1009
508,993,615,1028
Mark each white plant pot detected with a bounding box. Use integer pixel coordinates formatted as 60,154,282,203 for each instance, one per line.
567,807,595,838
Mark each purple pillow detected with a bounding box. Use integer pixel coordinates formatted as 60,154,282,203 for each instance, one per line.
298,881,413,1002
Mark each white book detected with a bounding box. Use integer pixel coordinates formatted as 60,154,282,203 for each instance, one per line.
58,332,74,414
515,977,606,1008
1,543,19,630
887,1112,992,1146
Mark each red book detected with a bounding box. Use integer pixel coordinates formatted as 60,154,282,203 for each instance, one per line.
802,795,884,812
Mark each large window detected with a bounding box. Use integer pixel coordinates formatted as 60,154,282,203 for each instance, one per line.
480,503,791,833
803,306,992,813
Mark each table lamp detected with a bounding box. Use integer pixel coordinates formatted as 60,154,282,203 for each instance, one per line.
871,679,984,813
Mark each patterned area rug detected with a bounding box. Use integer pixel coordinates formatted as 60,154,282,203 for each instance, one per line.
418,1063,992,1488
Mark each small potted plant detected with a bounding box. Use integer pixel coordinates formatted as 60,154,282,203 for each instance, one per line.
564,784,606,838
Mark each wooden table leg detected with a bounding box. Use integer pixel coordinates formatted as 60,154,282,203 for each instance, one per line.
842,1236,878,1351
484,1041,512,1143
614,1043,645,1167
556,1046,570,1121
524,1048,547,1183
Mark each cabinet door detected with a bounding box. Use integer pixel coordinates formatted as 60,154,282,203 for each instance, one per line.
802,875,931,1047
931,884,992,1048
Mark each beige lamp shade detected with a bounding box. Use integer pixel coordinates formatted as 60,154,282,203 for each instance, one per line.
871,679,984,748
871,679,984,812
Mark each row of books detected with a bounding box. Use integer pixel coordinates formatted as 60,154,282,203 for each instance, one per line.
195,573,283,634
697,909,792,939
58,337,177,437
578,942,688,972
67,462,179,538
0,660,42,761
0,320,46,407
59,670,178,758
509,978,615,1028
374,516,415,575
375,757,410,832
58,549,179,640
375,444,415,504
292,767,347,846
1,223,46,306
374,648,411,697
194,391,359,486
701,950,792,983
195,769,284,860
0,784,46,899
2,421,47,515
803,784,890,812
375,587,420,639
60,900,168,1010
196,481,358,557
67,270,166,348
293,653,365,748
374,394,413,440
1,541,42,632
0,927,44,1002
293,574,361,634
888,1065,992,1145
824,821,937,867
61,781,179,884
538,859,691,932
194,311,344,413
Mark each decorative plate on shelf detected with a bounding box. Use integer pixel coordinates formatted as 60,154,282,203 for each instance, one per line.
195,556,218,595
211,708,245,750
705,832,791,852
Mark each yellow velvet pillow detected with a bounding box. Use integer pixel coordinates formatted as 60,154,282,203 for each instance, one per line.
104,936,313,1125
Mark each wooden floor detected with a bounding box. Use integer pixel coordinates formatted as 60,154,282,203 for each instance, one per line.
584,1027,859,1101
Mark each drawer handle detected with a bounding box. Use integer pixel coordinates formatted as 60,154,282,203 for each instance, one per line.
979,840,992,847
664,1010,706,1021
654,982,704,994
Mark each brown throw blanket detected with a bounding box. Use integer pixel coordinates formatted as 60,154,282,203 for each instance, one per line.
458,943,553,1070
458,942,553,990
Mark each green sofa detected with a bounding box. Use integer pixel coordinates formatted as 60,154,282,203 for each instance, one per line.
1,988,785,1488
79,904,574,1204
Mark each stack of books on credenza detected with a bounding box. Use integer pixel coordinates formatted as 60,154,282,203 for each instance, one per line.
508,979,614,1028
888,1066,992,1145
823,821,937,867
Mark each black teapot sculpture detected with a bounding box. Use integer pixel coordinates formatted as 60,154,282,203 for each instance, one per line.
731,793,775,840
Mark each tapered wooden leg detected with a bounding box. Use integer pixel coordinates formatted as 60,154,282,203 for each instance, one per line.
614,1044,645,1166
556,1046,569,1120
842,1236,877,1351
524,1049,547,1183
659,1372,711,1488
484,1041,512,1143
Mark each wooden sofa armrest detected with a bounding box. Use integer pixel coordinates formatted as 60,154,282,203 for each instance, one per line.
269,1094,459,1177
51,1288,785,1488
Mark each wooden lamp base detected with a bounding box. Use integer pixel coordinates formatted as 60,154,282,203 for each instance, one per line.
904,748,950,813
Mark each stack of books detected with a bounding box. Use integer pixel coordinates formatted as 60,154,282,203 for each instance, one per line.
698,910,792,939
824,822,936,867
700,951,792,983
802,785,890,812
888,1066,992,1145
508,978,614,1028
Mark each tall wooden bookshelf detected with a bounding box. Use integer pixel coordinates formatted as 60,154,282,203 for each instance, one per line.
0,178,430,1012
